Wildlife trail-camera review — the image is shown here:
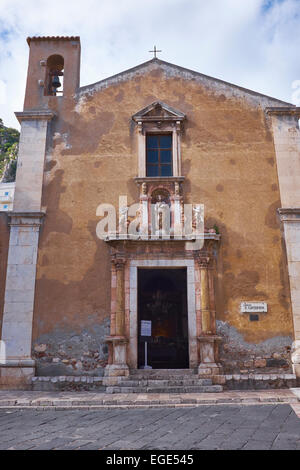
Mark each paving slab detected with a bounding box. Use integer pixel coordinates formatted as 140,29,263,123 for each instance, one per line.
0,389,299,409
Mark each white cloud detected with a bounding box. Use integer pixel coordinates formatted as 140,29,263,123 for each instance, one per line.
0,0,300,128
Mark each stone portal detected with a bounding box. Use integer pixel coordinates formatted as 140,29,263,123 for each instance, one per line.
138,268,189,369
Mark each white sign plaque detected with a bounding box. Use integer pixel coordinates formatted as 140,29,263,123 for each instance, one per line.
240,302,267,313
141,320,152,337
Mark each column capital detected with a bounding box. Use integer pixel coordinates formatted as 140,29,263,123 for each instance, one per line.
15,109,56,123
196,255,210,268
111,256,126,270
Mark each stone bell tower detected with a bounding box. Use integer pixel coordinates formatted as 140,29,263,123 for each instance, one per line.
0,37,81,388
23,36,81,109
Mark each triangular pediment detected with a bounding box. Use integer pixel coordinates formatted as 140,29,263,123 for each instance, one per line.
79,58,293,109
133,101,186,122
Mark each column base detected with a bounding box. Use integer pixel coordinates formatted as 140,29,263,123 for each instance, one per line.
198,363,225,385
103,336,129,384
291,342,300,378
103,364,130,385
198,362,222,376
292,363,300,378
197,335,224,383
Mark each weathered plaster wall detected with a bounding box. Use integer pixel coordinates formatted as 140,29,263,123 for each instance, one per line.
32,60,293,374
0,212,9,335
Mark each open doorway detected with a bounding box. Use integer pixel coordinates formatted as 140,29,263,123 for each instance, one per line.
138,268,189,369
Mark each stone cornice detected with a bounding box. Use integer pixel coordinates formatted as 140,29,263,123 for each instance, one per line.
8,211,46,226
27,36,80,46
197,335,222,343
278,208,300,222
9,211,46,218
104,233,221,242
105,336,128,344
0,359,35,368
15,110,56,123
265,107,300,117
135,176,185,185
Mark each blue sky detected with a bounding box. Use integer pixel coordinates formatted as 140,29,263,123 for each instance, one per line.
0,0,300,128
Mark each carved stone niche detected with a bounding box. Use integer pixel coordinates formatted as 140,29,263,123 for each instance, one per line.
135,177,185,238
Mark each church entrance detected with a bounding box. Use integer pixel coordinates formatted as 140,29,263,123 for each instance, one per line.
137,268,189,369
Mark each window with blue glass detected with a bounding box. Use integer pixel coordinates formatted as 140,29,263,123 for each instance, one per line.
146,134,173,177
4,192,9,196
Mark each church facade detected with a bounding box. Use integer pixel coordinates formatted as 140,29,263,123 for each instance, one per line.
0,36,300,389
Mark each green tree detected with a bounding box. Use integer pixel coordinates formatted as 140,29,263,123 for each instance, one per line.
0,118,20,182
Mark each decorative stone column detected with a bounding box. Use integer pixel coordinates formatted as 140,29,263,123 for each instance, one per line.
197,255,222,377
104,256,129,382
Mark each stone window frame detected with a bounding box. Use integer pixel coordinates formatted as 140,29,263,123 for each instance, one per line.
132,101,186,178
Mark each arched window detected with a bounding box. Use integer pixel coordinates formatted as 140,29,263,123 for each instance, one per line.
45,54,64,96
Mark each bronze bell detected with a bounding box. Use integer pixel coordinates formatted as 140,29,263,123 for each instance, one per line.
52,75,61,89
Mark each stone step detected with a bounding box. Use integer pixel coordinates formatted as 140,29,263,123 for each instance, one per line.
118,378,213,387
106,385,223,394
130,376,199,381
129,374,198,381
130,369,195,376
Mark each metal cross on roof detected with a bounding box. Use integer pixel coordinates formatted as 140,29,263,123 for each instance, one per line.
149,45,162,59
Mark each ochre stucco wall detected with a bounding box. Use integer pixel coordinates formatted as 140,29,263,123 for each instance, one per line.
31,61,293,374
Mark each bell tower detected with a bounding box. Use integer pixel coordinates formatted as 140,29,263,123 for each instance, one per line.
24,36,81,109
0,36,81,388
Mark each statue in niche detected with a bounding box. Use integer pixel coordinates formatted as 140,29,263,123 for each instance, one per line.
154,195,170,234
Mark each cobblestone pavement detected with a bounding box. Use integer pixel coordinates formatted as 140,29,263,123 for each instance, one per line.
0,404,299,450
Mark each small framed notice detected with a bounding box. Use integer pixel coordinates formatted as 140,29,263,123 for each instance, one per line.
141,320,152,337
240,302,267,313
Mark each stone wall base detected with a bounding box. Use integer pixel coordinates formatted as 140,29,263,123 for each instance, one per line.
224,373,297,390
32,376,105,392
0,367,35,390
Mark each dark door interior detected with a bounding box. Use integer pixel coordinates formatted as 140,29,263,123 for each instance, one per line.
138,268,189,369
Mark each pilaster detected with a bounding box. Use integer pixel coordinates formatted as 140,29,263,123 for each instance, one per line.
278,208,300,377
196,254,222,378
0,212,45,388
104,256,129,382
0,109,55,388
266,106,300,378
